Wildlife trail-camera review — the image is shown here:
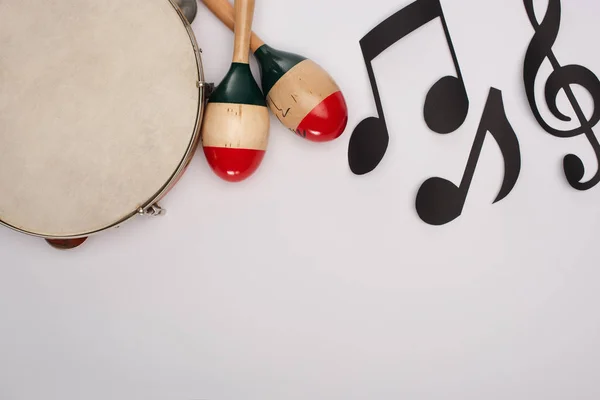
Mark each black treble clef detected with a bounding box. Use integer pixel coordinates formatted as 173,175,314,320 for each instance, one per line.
524,0,600,191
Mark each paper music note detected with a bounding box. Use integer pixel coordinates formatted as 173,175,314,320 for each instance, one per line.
348,0,469,175
415,88,522,225
523,0,600,191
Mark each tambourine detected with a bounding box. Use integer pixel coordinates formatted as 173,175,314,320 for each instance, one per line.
0,0,212,249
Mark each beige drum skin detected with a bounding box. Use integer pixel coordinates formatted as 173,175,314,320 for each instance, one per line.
0,0,207,241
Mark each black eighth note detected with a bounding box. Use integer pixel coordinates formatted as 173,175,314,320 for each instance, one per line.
523,0,600,191
416,88,521,226
348,0,469,175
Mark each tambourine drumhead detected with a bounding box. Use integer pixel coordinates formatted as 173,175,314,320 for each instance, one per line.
0,0,203,238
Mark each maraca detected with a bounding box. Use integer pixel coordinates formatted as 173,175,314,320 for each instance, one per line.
200,0,270,182
201,0,348,142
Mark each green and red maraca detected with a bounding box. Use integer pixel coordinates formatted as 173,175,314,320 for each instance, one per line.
201,0,270,182
201,0,348,142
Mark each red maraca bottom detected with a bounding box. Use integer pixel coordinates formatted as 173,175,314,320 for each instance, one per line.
296,91,348,142
203,146,266,182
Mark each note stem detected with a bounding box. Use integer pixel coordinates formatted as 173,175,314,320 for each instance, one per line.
363,57,385,125
458,100,490,198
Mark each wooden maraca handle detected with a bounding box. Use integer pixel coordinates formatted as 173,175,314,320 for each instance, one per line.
201,0,264,53
232,0,254,63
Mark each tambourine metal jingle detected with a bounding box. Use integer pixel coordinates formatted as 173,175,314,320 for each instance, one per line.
0,0,209,248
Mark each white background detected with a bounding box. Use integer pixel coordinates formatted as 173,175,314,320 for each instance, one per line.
2,0,600,399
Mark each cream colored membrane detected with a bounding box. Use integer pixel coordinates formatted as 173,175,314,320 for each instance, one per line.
201,103,269,151
0,0,200,237
265,59,340,130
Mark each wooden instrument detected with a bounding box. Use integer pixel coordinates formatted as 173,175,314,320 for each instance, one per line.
200,0,348,142
200,0,270,182
0,0,211,249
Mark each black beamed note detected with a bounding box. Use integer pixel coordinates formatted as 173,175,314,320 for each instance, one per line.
523,0,600,191
415,88,521,226
347,0,469,175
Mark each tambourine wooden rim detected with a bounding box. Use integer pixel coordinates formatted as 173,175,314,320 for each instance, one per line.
0,0,209,241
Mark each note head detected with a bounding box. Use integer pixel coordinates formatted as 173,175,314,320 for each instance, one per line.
348,116,389,175
563,154,585,188
424,75,469,134
416,177,464,225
